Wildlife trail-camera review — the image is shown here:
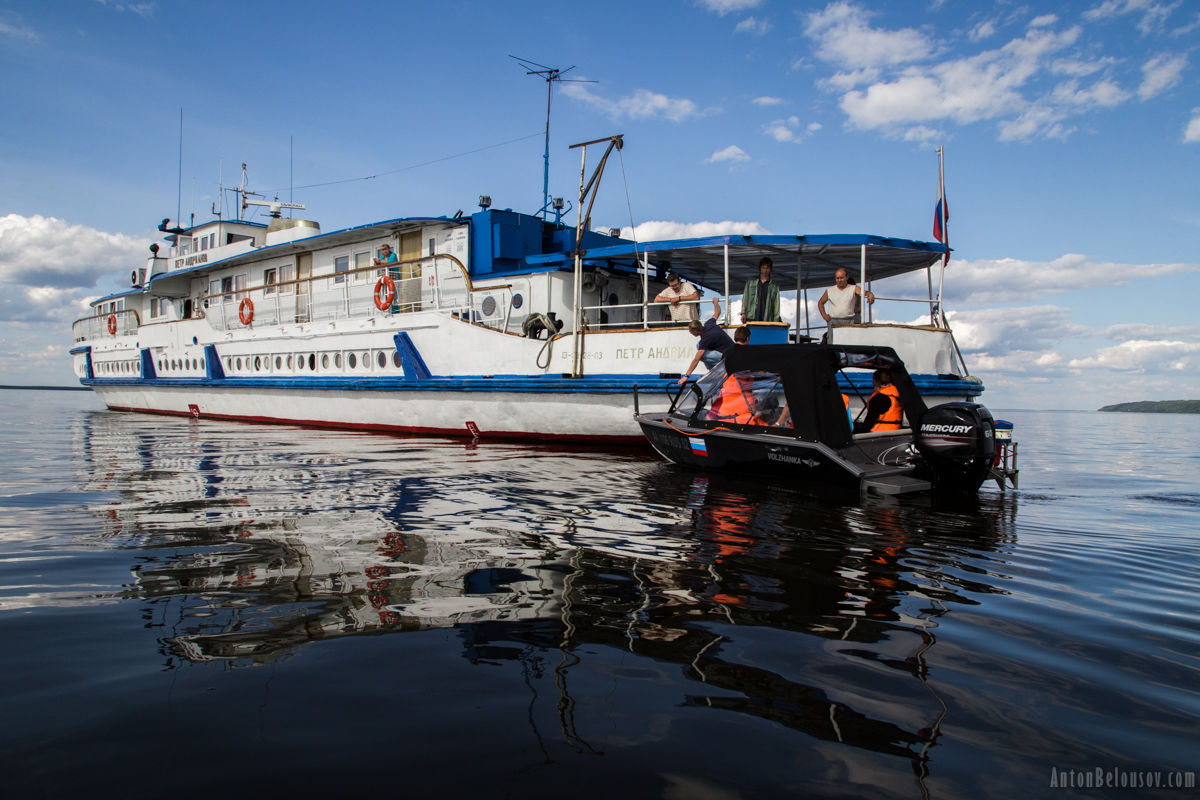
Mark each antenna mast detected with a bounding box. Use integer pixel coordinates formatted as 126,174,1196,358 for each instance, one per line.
510,56,597,220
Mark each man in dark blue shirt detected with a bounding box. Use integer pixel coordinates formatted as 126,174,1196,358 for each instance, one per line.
678,298,735,385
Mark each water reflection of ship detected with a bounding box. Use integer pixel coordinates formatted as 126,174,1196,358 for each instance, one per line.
73,409,1017,777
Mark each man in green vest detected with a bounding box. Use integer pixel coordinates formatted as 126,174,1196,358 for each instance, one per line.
740,257,781,323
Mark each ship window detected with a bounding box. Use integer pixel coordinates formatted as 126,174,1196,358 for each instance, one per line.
234,273,248,300
200,358,205,370
199,236,208,252
348,353,357,369
275,356,282,370
354,251,371,283
392,352,401,369
150,300,158,319
377,351,387,369
254,356,261,371
236,357,242,371
308,353,315,371
264,268,277,294
287,355,293,369
209,280,220,307
321,354,329,369
334,255,349,284
334,353,342,368
362,352,369,369
222,277,234,304
279,264,294,295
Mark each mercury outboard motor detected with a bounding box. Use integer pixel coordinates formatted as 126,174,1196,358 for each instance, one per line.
914,402,995,492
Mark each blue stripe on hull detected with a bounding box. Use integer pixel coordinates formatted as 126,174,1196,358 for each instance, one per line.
81,372,984,397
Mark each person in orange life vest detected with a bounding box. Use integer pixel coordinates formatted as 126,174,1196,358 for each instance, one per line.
707,372,764,426
854,369,902,433
774,391,851,431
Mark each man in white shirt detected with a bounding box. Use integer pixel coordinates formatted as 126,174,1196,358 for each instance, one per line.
818,268,874,341
654,272,700,323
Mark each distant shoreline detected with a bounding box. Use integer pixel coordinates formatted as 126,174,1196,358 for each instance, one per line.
1098,400,1200,414
0,385,92,392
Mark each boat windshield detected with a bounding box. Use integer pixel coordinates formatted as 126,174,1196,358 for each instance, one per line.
677,368,789,428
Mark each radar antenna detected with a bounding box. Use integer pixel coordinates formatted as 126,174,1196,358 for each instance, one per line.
510,55,597,221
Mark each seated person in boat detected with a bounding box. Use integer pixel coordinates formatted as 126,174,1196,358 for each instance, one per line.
707,372,764,426
374,243,399,266
740,257,781,323
678,298,735,385
655,271,700,323
818,268,874,340
775,391,849,431
854,369,903,433
734,326,750,344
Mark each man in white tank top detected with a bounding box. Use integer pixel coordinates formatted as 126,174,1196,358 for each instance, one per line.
818,268,874,342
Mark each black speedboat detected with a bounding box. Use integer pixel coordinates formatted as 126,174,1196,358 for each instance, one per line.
634,344,1017,495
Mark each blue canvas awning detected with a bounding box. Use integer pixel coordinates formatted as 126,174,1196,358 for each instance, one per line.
526,233,948,292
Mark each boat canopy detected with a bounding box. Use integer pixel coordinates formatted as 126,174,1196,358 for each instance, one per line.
527,233,948,292
719,344,929,448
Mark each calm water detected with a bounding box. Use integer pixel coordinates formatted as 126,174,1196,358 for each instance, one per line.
1,389,1197,799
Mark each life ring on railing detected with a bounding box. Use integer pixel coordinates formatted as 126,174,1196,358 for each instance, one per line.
107,314,117,335
374,275,396,311
238,297,254,325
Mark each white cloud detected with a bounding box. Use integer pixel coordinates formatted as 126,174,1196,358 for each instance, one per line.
1028,14,1059,28
705,145,750,164
0,214,150,289
1050,57,1118,77
763,116,816,143
830,22,1135,142
1184,109,1200,142
968,20,997,42
0,18,40,43
560,83,705,122
752,96,783,105
803,2,933,70
735,16,772,35
1068,340,1200,372
93,0,154,16
625,220,770,243
818,68,882,91
1138,53,1187,99
888,253,1200,307
1083,0,1182,35
902,125,944,143
697,0,761,16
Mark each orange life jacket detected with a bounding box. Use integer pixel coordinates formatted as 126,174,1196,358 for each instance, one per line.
868,384,902,431
709,375,763,426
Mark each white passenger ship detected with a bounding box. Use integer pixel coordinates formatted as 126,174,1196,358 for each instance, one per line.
72,140,981,442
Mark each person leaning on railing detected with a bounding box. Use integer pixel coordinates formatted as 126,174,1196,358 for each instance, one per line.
678,298,734,385
654,271,700,323
374,243,399,266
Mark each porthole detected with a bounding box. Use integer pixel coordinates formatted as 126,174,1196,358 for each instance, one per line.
481,296,497,316
378,351,387,368
200,358,205,370
321,354,329,369
135,363,140,374
348,353,357,368
334,353,342,368
192,359,198,370
226,357,233,371
392,352,402,369
609,292,619,307
287,355,293,369
361,352,369,368
512,293,523,309
254,356,262,371
275,356,282,370
308,353,316,371
236,357,243,371
158,360,163,371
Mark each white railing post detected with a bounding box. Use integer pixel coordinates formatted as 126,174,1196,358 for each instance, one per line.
860,244,868,324
724,243,730,326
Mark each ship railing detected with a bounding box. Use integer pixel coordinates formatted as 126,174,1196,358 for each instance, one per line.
197,255,477,331
576,299,714,330
72,309,141,342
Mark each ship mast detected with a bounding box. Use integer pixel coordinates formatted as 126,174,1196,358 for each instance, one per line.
510,56,597,221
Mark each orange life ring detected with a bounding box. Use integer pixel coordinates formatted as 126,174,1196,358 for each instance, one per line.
107,314,117,335
374,275,396,311
238,297,254,325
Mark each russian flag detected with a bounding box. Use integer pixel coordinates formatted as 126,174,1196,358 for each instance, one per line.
689,438,708,456
933,198,949,243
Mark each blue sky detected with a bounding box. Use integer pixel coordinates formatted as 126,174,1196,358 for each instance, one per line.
1,0,1198,408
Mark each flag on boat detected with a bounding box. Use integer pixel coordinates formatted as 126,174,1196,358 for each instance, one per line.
689,438,708,456
933,198,949,243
